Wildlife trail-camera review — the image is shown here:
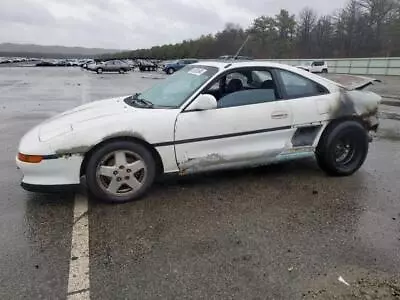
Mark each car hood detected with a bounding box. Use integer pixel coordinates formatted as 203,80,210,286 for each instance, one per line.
38,96,129,141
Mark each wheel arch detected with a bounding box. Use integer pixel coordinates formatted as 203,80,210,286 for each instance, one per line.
79,136,164,177
316,116,368,148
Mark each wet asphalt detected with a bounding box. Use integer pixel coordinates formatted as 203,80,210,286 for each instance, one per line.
0,67,399,300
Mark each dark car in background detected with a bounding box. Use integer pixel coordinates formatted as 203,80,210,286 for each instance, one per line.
137,59,158,72
36,60,57,67
162,58,198,74
87,60,132,74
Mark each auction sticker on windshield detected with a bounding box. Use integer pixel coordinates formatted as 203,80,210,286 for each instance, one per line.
188,68,207,76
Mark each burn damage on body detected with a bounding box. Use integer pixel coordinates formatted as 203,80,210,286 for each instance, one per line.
330,89,380,131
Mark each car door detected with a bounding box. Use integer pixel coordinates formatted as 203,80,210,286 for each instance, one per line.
176,60,185,70
174,67,295,174
111,61,120,71
275,68,332,149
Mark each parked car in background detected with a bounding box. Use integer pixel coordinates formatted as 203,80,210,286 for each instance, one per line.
162,59,198,74
56,60,68,67
218,55,254,60
36,60,57,67
296,61,328,73
87,60,132,74
137,59,158,72
80,59,95,69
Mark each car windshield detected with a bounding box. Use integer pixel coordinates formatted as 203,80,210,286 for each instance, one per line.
132,65,218,108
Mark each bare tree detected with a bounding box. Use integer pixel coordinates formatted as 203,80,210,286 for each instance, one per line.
297,8,317,57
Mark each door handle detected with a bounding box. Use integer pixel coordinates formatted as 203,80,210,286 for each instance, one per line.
271,111,289,119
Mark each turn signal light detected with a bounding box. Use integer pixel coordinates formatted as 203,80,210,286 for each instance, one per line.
18,153,43,163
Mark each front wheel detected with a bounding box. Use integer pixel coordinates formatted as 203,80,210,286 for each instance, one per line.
167,68,175,75
316,121,369,176
85,141,156,203
96,68,103,74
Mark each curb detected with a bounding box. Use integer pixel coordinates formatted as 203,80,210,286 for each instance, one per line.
381,94,400,100
379,111,400,121
381,99,400,107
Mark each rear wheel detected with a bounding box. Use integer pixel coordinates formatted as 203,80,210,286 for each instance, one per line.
167,68,175,75
322,68,328,73
85,141,156,203
316,121,369,176
96,68,103,74
119,68,125,74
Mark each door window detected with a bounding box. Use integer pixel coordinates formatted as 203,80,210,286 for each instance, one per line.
277,69,328,99
203,69,278,108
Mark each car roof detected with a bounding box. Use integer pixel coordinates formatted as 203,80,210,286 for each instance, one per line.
192,60,340,91
192,60,306,72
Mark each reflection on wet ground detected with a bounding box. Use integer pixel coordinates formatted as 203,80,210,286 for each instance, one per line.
0,67,399,299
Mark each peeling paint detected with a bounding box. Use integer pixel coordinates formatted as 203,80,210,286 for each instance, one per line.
330,89,380,130
178,149,285,174
55,146,90,155
101,130,145,141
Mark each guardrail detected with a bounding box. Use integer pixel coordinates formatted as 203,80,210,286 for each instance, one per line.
264,57,400,76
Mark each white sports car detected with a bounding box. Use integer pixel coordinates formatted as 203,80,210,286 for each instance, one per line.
16,61,381,203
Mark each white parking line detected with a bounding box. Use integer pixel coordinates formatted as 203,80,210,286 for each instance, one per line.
67,194,90,300
80,72,89,105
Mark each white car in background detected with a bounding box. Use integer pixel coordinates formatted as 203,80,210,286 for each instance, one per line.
17,61,380,203
297,60,329,73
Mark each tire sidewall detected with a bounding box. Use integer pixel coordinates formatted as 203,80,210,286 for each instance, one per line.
317,121,369,176
86,141,156,203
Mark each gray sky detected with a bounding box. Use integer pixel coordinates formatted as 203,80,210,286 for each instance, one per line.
0,0,348,49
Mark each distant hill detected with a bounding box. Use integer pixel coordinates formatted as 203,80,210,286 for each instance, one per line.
0,43,125,58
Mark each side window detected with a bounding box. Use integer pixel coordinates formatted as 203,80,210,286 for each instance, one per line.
226,72,248,87
313,61,325,66
204,69,278,109
278,69,327,99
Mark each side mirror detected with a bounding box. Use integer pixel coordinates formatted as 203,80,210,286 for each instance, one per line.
186,94,217,111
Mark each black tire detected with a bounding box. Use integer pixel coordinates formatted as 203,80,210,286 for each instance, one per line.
167,68,175,75
96,68,103,74
316,120,369,176
85,141,156,203
322,68,328,73
119,68,125,74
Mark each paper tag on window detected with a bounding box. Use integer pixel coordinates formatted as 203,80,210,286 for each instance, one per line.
188,68,207,76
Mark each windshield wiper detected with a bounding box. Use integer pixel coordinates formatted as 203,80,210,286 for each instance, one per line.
127,93,154,108
135,97,154,108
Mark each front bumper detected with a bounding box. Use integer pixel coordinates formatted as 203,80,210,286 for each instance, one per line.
21,182,80,193
16,154,83,187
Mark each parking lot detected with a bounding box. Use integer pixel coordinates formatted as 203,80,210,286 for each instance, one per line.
1,67,400,299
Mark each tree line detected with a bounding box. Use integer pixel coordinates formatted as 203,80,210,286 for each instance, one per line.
104,0,400,60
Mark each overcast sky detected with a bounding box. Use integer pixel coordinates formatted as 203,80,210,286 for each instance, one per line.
0,0,348,50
